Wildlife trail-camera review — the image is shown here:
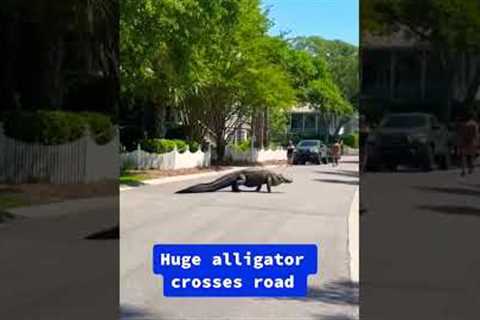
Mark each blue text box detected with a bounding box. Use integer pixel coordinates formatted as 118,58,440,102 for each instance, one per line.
152,244,318,297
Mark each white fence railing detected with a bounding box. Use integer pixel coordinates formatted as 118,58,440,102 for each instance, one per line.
121,145,287,170
224,147,287,163
0,124,119,184
343,146,359,156
121,145,211,170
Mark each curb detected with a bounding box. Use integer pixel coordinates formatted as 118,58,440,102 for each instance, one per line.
347,187,359,283
120,165,282,191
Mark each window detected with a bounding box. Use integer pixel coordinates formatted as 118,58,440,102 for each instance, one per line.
291,113,303,130
304,114,316,129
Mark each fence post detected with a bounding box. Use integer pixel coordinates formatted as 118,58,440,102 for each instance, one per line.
207,144,212,167
172,146,177,170
136,144,141,169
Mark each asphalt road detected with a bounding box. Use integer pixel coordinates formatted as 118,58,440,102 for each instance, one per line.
120,157,359,320
0,197,118,320
362,164,480,319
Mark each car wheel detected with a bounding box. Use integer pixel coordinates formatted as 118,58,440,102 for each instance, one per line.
422,146,434,171
438,152,450,170
322,157,328,164
386,163,397,171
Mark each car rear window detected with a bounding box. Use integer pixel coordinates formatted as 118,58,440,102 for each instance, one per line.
298,141,319,147
382,115,427,128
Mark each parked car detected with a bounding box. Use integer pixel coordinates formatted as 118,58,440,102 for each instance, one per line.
293,140,328,165
367,113,450,171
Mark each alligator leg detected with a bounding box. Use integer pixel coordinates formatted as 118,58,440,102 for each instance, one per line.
266,176,272,193
256,184,262,192
232,174,246,192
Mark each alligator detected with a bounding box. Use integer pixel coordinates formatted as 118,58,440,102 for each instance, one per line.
175,169,292,193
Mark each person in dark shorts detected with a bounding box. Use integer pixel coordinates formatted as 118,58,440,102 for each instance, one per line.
331,140,341,167
457,110,479,176
286,140,295,165
359,116,370,173
359,116,370,215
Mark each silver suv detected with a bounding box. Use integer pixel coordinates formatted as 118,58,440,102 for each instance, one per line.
369,113,450,171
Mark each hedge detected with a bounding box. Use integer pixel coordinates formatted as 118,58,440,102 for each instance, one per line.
2,110,114,145
81,112,114,145
342,133,359,149
172,139,188,153
230,139,251,152
140,138,200,154
188,141,200,153
141,139,177,154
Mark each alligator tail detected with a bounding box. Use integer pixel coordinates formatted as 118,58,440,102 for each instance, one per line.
175,174,237,193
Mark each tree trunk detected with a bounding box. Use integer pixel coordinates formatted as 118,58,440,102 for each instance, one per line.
215,133,226,163
263,107,269,148
0,14,20,109
463,60,480,108
333,116,350,138
40,36,65,108
252,110,264,148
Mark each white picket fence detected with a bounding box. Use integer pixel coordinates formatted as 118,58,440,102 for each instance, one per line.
120,145,287,171
0,123,119,184
343,146,359,156
121,145,211,170
224,147,287,163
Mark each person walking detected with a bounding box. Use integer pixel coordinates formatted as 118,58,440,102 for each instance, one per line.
457,110,479,176
359,116,370,215
359,116,370,173
331,140,341,167
286,140,295,165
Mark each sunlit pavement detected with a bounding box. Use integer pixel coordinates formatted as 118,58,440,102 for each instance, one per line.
361,162,480,319
120,157,359,320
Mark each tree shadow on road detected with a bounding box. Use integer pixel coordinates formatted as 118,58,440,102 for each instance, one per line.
311,314,358,320
418,205,480,217
314,179,359,186
273,280,359,305
340,159,359,164
85,225,119,239
316,170,359,178
120,305,165,320
415,186,480,197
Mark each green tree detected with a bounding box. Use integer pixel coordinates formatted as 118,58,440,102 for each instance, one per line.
363,0,480,116
292,36,359,109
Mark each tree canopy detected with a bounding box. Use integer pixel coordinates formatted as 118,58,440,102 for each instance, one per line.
120,0,356,156
362,0,480,110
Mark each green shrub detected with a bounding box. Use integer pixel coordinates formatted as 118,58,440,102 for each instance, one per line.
342,133,359,149
81,112,114,145
140,139,176,154
268,142,281,150
3,111,87,144
187,141,200,153
230,139,251,152
172,139,188,153
2,110,114,145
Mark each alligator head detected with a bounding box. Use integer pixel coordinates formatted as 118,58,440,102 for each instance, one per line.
271,173,293,186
